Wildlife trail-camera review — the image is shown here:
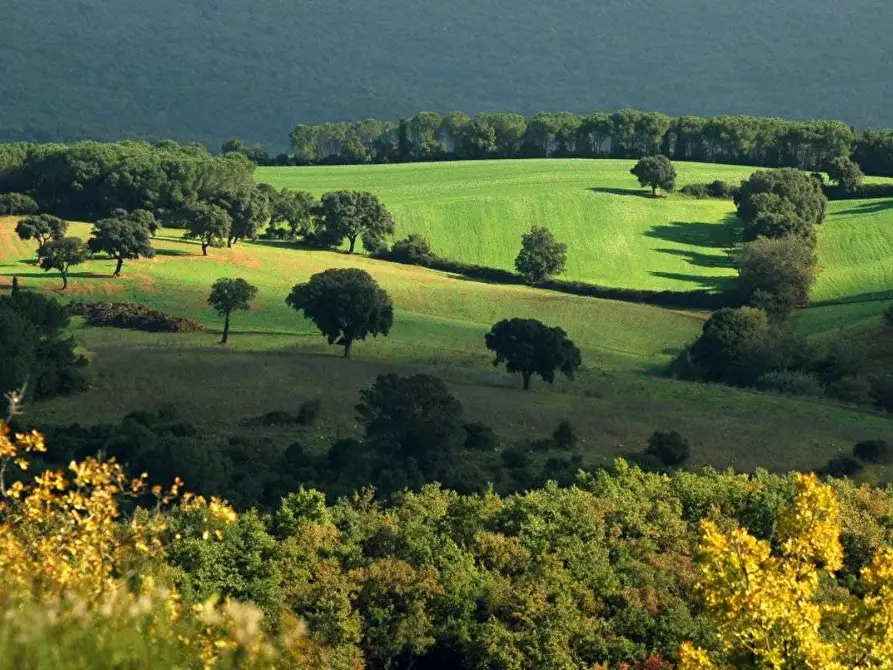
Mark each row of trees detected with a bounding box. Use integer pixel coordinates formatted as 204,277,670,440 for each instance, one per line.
286,109,893,173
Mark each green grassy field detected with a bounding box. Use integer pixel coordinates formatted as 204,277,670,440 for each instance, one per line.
258,159,753,293
3,206,892,474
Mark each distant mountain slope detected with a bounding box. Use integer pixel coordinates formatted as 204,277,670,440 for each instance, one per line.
2,0,892,148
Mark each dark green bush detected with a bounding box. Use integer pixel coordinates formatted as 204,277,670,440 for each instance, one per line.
869,375,893,412
552,420,578,450
296,398,322,426
853,440,893,464
0,192,39,215
645,431,691,467
884,304,893,327
463,422,500,451
755,370,823,397
387,233,435,266
823,456,864,478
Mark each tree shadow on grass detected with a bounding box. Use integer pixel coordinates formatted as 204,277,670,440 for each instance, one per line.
649,271,736,293
153,248,196,257
645,217,741,249
588,186,658,199
654,247,735,269
9,271,110,281
834,200,893,216
810,290,893,307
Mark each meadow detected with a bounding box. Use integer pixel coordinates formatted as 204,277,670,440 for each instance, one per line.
3,177,893,474
258,159,752,292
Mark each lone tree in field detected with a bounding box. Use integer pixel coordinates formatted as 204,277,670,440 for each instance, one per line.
827,155,864,194
15,214,68,250
688,307,772,386
286,268,393,358
485,318,582,390
37,237,88,290
515,226,568,283
88,215,155,276
630,155,677,196
316,191,395,253
181,202,232,255
208,277,258,344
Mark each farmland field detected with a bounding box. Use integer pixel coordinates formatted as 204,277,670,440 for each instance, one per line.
258,159,751,292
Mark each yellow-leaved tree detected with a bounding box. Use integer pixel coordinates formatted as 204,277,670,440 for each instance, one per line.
0,413,319,669
679,473,893,669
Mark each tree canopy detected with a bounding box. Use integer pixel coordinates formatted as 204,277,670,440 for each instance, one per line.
485,318,582,390
37,237,88,289
689,307,773,387
285,268,394,358
514,226,568,283
735,168,828,231
737,236,817,322
315,191,395,253
181,201,232,255
630,155,677,196
88,214,155,276
208,277,258,344
15,214,67,250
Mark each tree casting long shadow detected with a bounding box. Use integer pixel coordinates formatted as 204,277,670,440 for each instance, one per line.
645,217,741,249
588,186,659,199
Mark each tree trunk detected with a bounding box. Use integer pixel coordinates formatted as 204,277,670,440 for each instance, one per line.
227,237,233,248
652,185,658,197
522,371,532,390
61,269,68,290
114,257,124,276
221,312,230,344
343,339,353,359
348,236,356,254
202,241,209,256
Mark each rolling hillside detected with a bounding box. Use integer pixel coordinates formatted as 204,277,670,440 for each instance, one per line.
2,0,893,146
2,212,893,474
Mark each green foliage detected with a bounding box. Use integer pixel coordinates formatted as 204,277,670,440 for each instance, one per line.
387,233,435,266
827,156,864,194
68,301,202,332
630,155,677,195
681,181,736,199
15,214,67,249
514,226,568,283
316,191,395,253
688,307,772,387
213,184,271,246
884,304,893,327
0,292,85,399
37,236,88,289
180,201,232,255
286,268,394,358
646,431,691,467
485,317,582,390
208,277,258,344
853,440,893,465
823,455,864,478
735,168,828,236
553,420,578,450
755,370,824,397
296,398,322,426
267,188,317,238
736,236,817,322
0,192,38,215
88,214,155,276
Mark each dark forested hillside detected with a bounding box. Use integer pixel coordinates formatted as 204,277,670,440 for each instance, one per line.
2,0,892,148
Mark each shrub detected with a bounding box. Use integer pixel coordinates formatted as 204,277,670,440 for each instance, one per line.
853,440,893,465
680,181,735,199
755,370,824,397
869,375,893,412
689,307,773,386
825,376,873,405
552,420,578,450
463,422,500,451
823,456,864,478
737,236,817,322
296,398,322,426
645,431,691,467
69,301,202,333
0,192,39,215
531,437,558,452
387,233,435,266
884,304,893,327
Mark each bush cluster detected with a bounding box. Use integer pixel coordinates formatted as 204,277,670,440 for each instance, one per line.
0,192,39,215
680,180,736,199
68,301,203,332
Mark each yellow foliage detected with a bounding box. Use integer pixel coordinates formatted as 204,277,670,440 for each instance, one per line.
680,473,893,669
0,421,315,668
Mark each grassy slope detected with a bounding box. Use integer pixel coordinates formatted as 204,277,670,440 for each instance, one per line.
2,215,892,474
258,159,753,292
